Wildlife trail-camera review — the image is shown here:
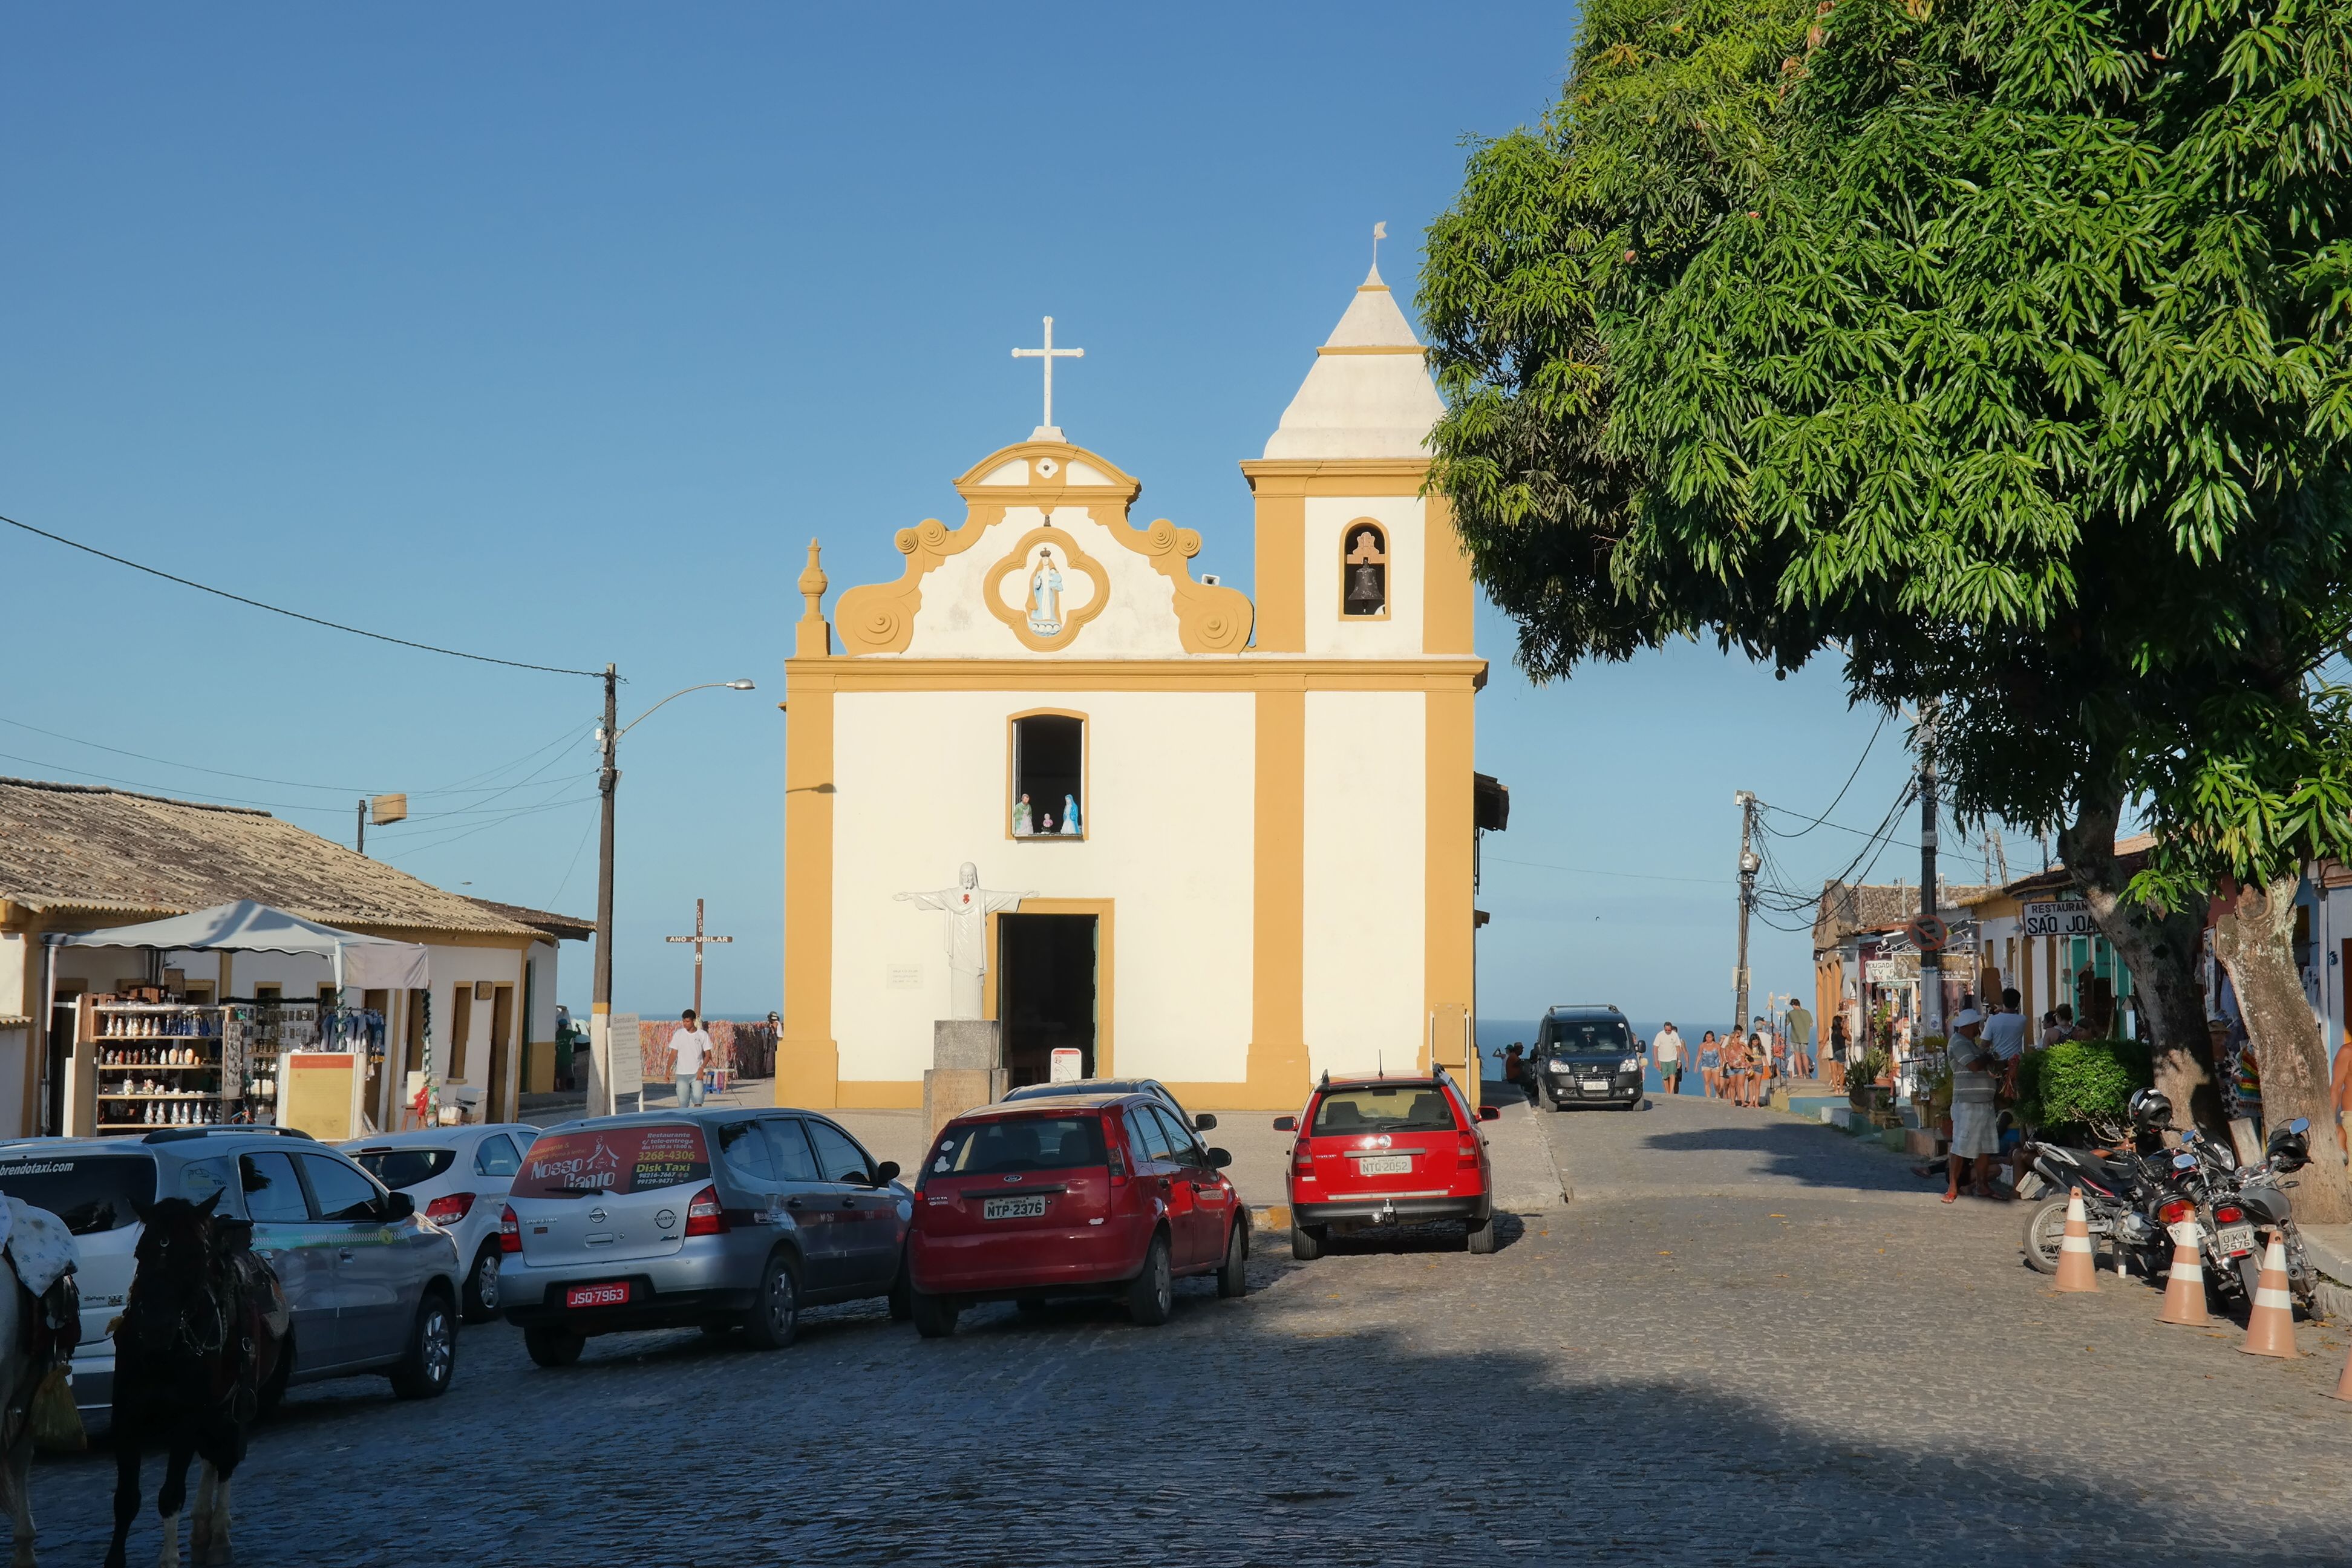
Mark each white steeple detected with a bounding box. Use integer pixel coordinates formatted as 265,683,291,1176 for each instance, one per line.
1261,264,1446,460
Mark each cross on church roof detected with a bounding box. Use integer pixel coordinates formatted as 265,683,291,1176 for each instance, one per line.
1011,316,1083,442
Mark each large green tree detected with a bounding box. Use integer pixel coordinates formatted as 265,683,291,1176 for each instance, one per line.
1423,0,2352,1214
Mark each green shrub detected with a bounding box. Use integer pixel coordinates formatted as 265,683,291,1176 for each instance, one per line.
2014,1040,2153,1140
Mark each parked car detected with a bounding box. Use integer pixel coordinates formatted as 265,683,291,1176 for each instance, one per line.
344,1123,540,1323
1532,1004,1646,1111
0,1126,463,1410
498,1108,911,1367
999,1076,1218,1134
1273,1069,1501,1257
906,1091,1246,1337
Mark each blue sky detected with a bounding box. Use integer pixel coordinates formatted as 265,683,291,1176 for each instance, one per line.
1,4,1978,1027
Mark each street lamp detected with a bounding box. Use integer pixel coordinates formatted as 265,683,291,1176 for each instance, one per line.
589,668,758,1115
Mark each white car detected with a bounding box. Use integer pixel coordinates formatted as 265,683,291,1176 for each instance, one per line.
344,1124,540,1322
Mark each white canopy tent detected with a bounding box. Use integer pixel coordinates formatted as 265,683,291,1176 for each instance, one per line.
47,899,430,991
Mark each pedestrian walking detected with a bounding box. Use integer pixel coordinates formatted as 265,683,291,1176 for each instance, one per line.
1785,998,1814,1079
1697,1030,1722,1097
1942,1008,2002,1203
1653,1022,1687,1097
1724,1031,1751,1108
1825,1013,1849,1091
2038,1005,2073,1049
668,1007,714,1108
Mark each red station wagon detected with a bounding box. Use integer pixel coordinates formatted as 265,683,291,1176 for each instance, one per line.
1275,1070,1500,1258
906,1093,1247,1336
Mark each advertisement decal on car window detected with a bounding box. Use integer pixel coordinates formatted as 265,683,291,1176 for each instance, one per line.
512,1124,710,1197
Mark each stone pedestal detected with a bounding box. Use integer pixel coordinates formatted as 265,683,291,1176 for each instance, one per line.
924,1020,1006,1142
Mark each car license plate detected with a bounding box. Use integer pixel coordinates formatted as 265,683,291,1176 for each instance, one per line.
564,1282,630,1309
1581,1079,1610,1093
2216,1224,2256,1257
983,1195,1048,1220
1357,1154,1412,1175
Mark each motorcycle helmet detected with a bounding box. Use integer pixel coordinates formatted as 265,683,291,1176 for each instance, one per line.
2267,1117,2310,1173
2128,1088,2174,1130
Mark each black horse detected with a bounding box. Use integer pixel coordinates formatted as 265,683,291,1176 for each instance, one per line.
107,1195,280,1568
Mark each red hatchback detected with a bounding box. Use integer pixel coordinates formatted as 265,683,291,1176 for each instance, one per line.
906,1093,1247,1336
1275,1070,1500,1257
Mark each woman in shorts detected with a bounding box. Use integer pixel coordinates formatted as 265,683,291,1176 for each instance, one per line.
1697,1030,1722,1098
1720,1031,1747,1106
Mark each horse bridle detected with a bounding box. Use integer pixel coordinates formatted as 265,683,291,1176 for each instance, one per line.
126,1236,230,1361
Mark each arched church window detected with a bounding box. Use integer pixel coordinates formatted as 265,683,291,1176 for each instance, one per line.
1010,711,1086,839
1342,522,1389,618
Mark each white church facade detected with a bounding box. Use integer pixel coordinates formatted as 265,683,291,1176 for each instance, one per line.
776,266,1493,1112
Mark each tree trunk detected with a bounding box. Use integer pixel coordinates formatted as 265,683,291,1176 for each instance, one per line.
2059,793,2224,1138
2210,875,2352,1226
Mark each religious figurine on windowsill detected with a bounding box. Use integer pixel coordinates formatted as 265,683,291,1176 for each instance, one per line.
1060,794,1081,835
1013,793,1034,835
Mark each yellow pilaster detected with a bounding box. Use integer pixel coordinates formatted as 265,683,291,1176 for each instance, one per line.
778,543,840,1108
1245,675,1309,1105
1425,686,1476,1073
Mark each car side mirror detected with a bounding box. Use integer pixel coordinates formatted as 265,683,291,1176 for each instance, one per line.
1191,1112,1218,1132
1478,1105,1501,1122
874,1161,900,1184
1207,1148,1233,1169
1272,1116,1297,1132
382,1191,416,1221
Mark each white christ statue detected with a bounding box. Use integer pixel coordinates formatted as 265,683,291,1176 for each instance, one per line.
894,862,1032,1019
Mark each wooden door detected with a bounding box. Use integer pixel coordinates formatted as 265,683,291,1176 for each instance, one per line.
448,985,474,1083
487,985,515,1122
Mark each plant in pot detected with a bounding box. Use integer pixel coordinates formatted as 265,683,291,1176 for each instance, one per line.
1849,1048,1893,1112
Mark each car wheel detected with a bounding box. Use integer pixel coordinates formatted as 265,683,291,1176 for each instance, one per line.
910,1287,958,1339
887,1253,915,1323
740,1251,801,1351
460,1242,501,1324
524,1325,585,1368
1216,1220,1249,1298
1290,1220,1325,1261
389,1289,457,1399
1466,1211,1498,1255
1126,1233,1174,1327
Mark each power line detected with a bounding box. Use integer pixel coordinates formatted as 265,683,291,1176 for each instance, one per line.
1754,711,1887,840
2,511,606,678
1487,855,1731,887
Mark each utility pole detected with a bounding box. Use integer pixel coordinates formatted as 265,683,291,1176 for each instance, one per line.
1734,790,1759,1035
1917,699,1944,1040
592,664,619,1117
356,797,367,856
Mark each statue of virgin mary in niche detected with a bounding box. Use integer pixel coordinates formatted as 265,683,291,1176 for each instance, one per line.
1027,548,1065,635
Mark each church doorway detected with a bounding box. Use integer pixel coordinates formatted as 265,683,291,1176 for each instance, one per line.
998,913,1097,1086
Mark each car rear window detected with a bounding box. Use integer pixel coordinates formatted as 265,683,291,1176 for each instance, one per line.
512,1123,711,1198
1310,1085,1459,1135
0,1153,158,1235
927,1115,1106,1179
351,1148,456,1191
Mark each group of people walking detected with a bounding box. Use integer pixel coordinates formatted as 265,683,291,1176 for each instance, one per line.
1651,1007,1814,1106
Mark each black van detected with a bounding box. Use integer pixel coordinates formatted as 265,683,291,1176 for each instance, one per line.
1532,1005,1644,1111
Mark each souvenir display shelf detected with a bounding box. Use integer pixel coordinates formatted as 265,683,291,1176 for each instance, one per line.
82,998,325,1134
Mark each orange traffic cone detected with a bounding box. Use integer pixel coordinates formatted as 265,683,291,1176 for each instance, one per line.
2054,1186,2099,1293
2156,1227,2209,1327
2239,1230,2298,1359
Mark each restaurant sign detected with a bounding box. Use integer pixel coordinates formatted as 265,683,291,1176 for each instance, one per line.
2022,898,2099,938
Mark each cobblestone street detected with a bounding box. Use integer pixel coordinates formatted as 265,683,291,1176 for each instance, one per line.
27,1093,2352,1566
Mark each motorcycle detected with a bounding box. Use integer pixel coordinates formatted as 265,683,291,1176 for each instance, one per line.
2186,1117,2318,1310
2018,1140,2174,1279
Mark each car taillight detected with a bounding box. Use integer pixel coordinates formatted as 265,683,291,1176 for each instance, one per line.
2213,1205,2245,1225
684,1184,727,1236
425,1192,475,1224
1458,1135,1480,1171
1293,1139,1314,1173
497,1204,520,1254
1107,1141,1129,1187
2157,1198,2194,1226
